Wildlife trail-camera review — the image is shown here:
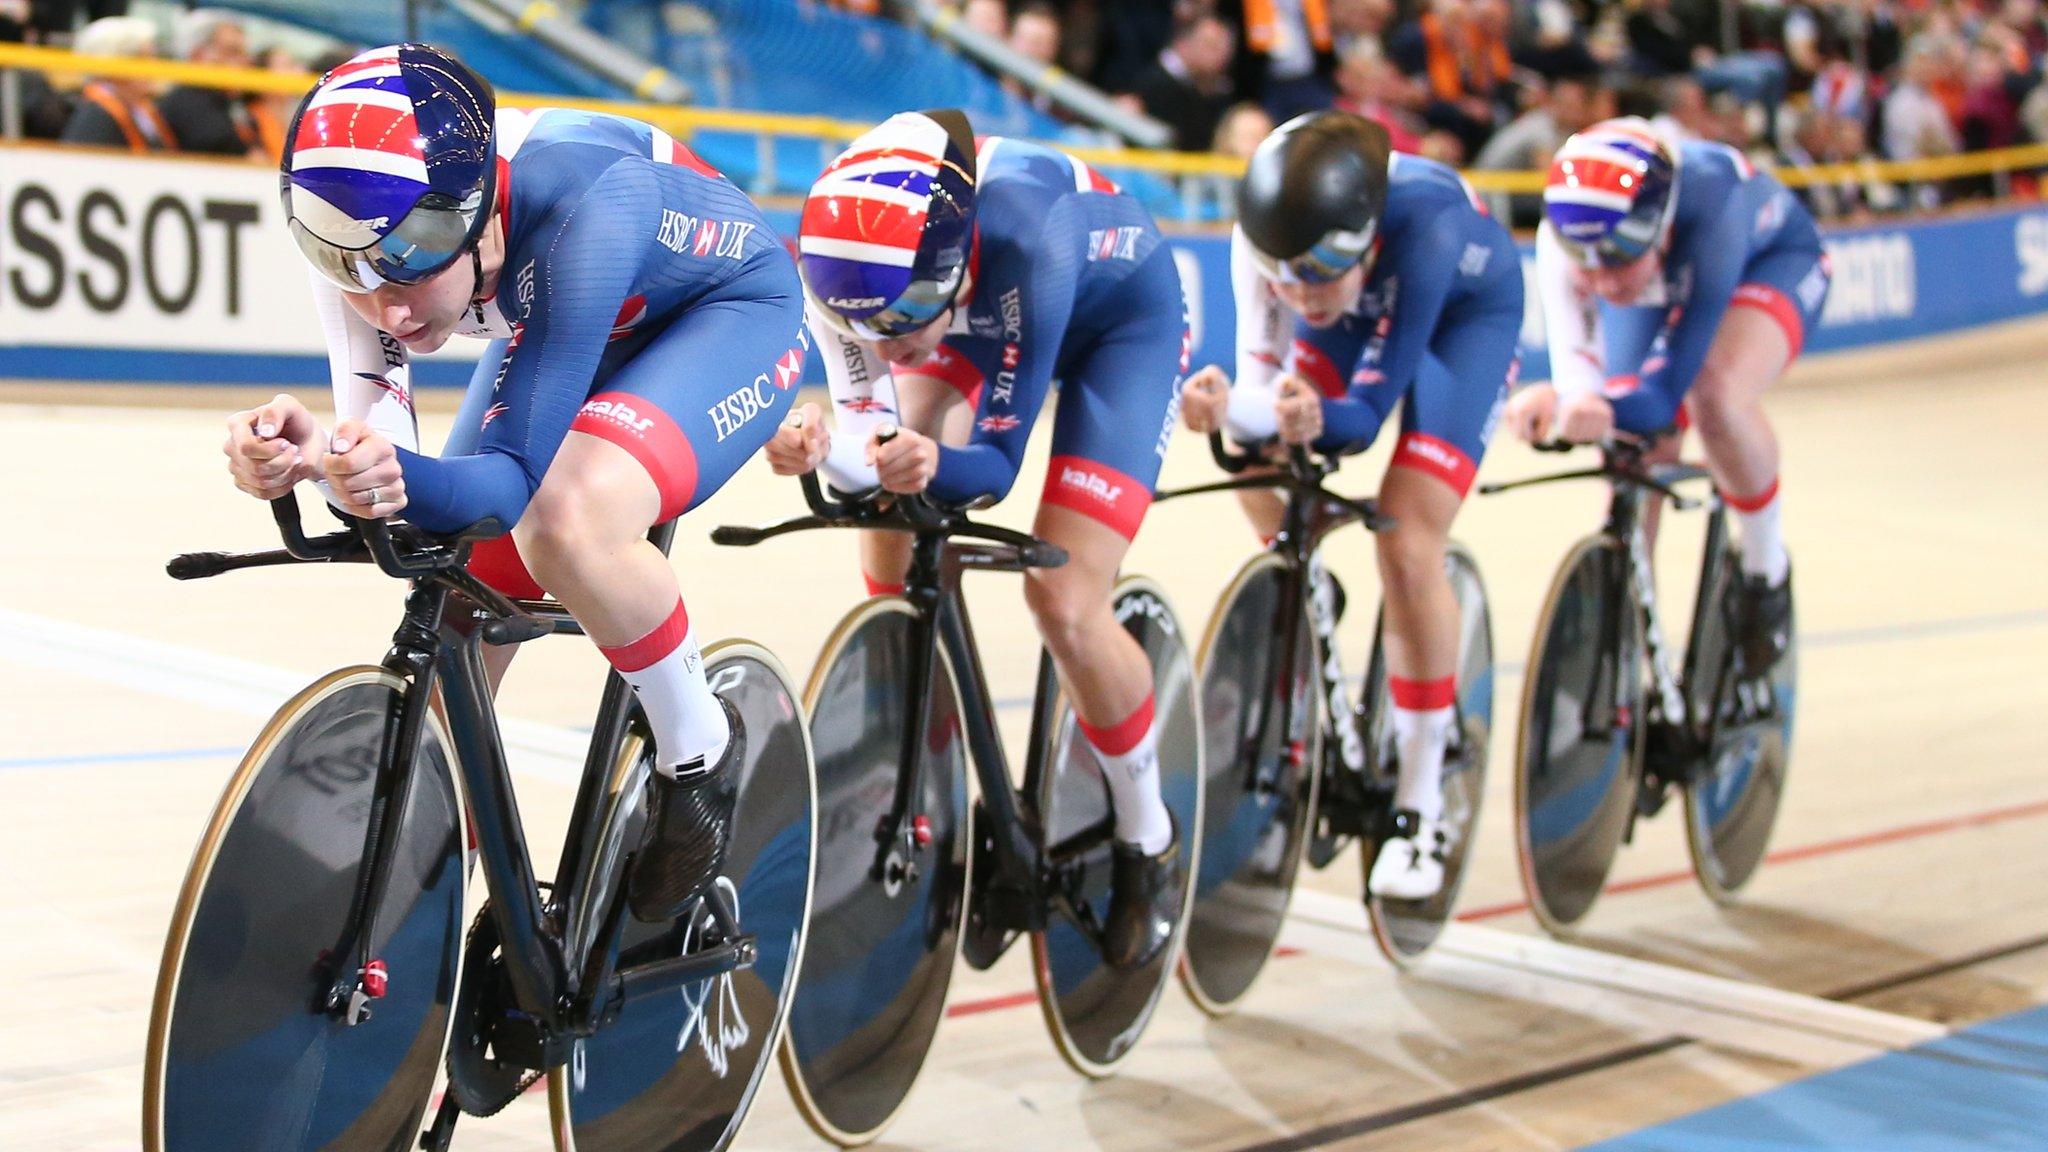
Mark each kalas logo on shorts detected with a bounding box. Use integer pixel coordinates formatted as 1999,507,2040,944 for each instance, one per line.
580,397,656,434
1059,464,1121,507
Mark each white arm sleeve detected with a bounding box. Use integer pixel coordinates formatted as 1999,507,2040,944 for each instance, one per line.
1533,223,1605,401
310,272,421,452
1226,228,1286,442
806,303,897,493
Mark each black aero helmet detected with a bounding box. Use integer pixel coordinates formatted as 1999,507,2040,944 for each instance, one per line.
1236,111,1392,284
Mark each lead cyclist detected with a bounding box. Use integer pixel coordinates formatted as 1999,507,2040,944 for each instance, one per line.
1504,117,1831,672
218,44,807,926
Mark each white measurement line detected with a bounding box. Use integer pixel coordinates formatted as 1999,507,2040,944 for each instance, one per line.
1284,889,1944,1066
0,608,586,779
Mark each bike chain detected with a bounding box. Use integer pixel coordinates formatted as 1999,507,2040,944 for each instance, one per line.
445,906,544,1118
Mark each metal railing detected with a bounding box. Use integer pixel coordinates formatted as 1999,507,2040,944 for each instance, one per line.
7,41,2048,215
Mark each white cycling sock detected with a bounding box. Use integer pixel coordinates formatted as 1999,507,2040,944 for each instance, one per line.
600,598,730,779
1389,676,1455,824
1728,478,1789,584
1080,695,1173,854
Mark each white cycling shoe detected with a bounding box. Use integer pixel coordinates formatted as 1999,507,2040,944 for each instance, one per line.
1369,810,1447,901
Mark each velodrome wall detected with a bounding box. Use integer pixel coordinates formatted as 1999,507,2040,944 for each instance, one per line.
4,144,2043,389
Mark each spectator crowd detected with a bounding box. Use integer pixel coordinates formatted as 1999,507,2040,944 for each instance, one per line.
1,6,348,162
942,0,2048,221
9,0,2048,222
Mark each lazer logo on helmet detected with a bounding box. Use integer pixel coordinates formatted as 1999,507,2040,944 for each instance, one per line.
580,398,656,434
827,296,886,309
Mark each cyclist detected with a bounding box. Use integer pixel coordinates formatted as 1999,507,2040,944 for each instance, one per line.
765,110,1189,970
1178,111,1522,901
219,44,806,924
1504,117,1827,671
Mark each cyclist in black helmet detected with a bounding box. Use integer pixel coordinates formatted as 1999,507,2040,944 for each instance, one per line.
1181,110,1523,899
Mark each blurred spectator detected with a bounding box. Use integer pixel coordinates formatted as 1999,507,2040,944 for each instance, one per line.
1334,38,1427,151
1,0,25,41
1884,34,1963,161
1210,99,1273,158
1328,0,1392,58
28,0,127,45
1128,11,1236,151
1387,0,1515,160
2000,0,2048,60
2,1,71,137
60,15,176,151
1241,0,1337,121
1959,29,2026,151
1651,73,1715,141
1516,0,1601,80
1009,2,1061,70
1624,0,1703,77
1472,66,1609,223
1089,0,1182,91
159,10,274,160
958,0,1005,40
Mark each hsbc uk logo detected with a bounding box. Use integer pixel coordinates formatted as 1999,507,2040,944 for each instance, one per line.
657,210,756,260
709,378,777,442
1087,226,1143,262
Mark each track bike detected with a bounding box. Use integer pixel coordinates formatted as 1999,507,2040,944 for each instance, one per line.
713,472,1202,1145
1158,435,1494,1012
147,497,816,1152
1481,434,1797,934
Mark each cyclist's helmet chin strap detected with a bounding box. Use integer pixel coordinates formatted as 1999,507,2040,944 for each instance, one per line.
467,244,485,308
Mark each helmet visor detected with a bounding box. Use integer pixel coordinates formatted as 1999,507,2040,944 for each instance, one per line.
1245,222,1377,285
287,191,483,294
1550,224,1657,271
857,259,964,339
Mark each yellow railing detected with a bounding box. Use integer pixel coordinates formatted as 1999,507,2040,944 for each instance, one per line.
7,40,2047,196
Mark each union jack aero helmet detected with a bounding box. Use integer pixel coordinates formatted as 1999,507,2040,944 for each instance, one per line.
281,43,497,293
1543,117,1677,270
799,109,978,341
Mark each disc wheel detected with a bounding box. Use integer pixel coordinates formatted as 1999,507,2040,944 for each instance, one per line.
1179,553,1320,1015
1362,542,1495,963
549,641,816,1152
1513,535,1646,937
1032,576,1203,1076
144,668,467,1152
1683,550,1796,902
780,599,971,1146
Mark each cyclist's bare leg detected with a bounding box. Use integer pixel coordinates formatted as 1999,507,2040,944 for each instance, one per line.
1235,483,1286,544
857,375,975,592
1026,504,1171,851
1375,464,1464,822
515,431,729,772
1689,307,1794,582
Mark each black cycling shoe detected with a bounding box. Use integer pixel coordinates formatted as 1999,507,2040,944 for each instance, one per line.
1102,819,1183,973
627,697,744,924
1734,566,1793,675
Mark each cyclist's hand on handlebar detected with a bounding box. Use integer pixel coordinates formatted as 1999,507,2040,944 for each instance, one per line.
870,425,939,494
1179,365,1230,434
766,403,829,476
1555,391,1616,445
324,420,407,519
1274,375,1323,445
225,393,324,501
1502,384,1557,444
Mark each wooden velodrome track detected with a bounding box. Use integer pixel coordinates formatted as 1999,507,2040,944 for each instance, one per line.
3,316,2045,1151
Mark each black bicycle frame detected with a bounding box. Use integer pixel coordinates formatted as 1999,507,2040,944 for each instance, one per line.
1153,436,1392,822
712,474,1086,937
171,500,755,1049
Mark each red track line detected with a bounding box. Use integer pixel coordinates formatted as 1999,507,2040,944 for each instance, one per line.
938,794,2048,1019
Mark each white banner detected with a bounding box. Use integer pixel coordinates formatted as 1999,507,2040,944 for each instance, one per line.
0,144,479,364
